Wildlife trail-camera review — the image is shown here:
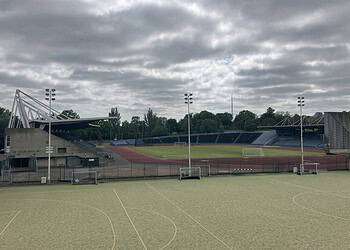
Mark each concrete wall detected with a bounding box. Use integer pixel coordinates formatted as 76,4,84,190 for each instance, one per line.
5,128,97,160
324,112,350,153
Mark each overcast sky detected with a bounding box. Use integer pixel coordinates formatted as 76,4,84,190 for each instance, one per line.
0,0,349,120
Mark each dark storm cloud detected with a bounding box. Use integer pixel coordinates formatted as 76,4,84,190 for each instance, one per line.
0,0,349,119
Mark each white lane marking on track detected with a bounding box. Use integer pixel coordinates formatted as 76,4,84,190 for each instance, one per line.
129,207,178,249
292,192,350,221
146,183,231,249
113,189,147,250
4,198,117,250
0,210,21,239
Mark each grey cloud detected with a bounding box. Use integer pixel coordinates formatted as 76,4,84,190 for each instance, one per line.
0,0,349,119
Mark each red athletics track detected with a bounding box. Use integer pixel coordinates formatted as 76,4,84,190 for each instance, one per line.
111,146,180,164
111,146,348,171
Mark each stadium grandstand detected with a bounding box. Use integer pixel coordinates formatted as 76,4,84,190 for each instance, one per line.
3,90,115,172
111,116,325,149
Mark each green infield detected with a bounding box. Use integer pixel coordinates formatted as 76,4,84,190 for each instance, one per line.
132,145,324,159
0,172,350,249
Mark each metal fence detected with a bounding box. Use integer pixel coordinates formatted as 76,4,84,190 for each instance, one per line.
0,155,348,186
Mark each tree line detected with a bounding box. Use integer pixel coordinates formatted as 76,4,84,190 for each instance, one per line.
0,105,297,148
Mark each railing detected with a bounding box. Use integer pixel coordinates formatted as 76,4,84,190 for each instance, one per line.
0,155,348,186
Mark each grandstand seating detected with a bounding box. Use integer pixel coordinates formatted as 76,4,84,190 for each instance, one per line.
198,134,219,143
217,133,239,143
109,130,323,148
272,134,323,148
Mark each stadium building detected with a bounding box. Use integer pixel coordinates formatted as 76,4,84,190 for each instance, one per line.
3,89,110,171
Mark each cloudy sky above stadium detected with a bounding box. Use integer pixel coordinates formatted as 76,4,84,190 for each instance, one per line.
0,0,349,119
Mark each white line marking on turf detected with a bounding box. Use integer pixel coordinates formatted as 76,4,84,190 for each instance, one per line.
292,192,350,221
271,179,350,199
0,211,18,215
4,198,116,250
113,189,147,250
129,207,178,249
0,210,21,239
146,183,231,249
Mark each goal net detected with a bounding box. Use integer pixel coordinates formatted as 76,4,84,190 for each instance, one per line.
71,170,98,185
179,167,201,180
242,147,265,158
298,162,319,175
174,142,187,146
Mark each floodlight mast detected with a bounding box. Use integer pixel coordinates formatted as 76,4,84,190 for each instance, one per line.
45,88,56,184
184,93,193,175
297,96,305,175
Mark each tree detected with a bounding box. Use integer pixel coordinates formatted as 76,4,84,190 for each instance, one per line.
199,119,219,133
109,107,121,127
192,111,216,133
166,119,178,134
130,116,142,139
151,121,168,136
109,107,121,139
258,107,277,127
233,110,258,131
0,107,11,151
144,108,158,137
215,112,233,129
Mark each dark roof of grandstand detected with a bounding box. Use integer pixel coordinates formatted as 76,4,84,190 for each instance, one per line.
31,117,110,130
259,113,324,130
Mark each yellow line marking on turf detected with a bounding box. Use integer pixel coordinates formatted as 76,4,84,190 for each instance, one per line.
4,198,117,250
129,208,177,249
146,183,231,249
0,210,21,239
292,192,350,221
113,189,147,250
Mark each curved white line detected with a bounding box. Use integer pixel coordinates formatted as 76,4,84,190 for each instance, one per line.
128,207,178,249
146,183,231,249
4,198,116,250
292,192,350,221
113,189,147,250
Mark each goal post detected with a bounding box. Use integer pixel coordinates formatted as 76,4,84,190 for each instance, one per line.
298,162,319,175
179,167,201,180
71,170,98,185
242,147,265,158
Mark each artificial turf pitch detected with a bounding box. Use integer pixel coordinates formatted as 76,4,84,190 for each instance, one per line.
132,144,324,159
0,172,350,249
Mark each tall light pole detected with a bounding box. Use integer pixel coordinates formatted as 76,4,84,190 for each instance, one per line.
45,88,55,184
297,96,305,175
184,93,193,175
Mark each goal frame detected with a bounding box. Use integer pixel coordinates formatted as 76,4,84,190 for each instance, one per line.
242,147,265,158
298,162,319,175
179,167,201,180
71,170,98,185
